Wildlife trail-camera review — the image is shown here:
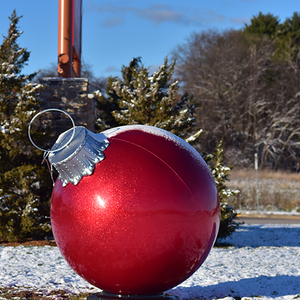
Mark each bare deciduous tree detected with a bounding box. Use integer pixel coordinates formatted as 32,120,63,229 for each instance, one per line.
172,28,300,171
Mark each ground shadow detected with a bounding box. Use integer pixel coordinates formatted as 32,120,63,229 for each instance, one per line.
169,275,300,299
220,224,300,247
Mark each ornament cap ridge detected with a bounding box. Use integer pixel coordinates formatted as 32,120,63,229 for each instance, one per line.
48,126,110,186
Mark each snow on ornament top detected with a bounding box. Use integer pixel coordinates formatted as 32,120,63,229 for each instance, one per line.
103,125,201,162
48,126,109,186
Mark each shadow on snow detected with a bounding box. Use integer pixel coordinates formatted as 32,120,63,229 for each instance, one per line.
170,274,300,299
221,224,300,248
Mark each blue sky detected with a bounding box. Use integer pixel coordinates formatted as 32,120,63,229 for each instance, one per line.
0,0,299,78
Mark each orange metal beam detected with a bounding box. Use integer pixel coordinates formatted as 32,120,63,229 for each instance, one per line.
73,47,81,77
72,0,82,77
58,0,73,77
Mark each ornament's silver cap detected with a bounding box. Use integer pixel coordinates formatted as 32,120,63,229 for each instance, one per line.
48,126,110,186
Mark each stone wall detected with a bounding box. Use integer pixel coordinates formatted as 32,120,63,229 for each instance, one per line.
39,77,95,132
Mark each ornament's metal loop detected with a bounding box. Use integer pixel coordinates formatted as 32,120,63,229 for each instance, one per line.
28,108,76,153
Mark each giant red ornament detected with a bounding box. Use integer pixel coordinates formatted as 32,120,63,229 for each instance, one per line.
48,124,220,297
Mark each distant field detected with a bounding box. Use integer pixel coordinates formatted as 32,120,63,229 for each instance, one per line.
226,169,300,212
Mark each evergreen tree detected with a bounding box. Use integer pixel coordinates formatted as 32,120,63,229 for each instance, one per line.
95,57,201,141
205,140,240,241
0,11,52,241
279,12,300,43
274,12,300,62
243,12,280,38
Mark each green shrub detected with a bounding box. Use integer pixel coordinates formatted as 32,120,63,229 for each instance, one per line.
204,140,240,241
0,11,52,241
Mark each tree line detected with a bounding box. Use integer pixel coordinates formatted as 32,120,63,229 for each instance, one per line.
171,12,300,171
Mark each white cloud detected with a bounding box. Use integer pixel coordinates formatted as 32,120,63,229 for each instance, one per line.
102,16,124,27
105,66,120,73
230,16,251,25
84,1,244,28
84,2,190,26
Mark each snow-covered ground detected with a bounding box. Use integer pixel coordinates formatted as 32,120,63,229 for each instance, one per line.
1,224,300,300
237,210,300,216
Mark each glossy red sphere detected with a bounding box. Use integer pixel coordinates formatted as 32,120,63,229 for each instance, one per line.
50,125,220,296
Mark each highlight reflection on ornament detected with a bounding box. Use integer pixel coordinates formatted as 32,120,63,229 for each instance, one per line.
97,196,106,208
29,109,220,300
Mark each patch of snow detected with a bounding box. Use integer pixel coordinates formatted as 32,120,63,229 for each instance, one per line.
0,125,9,134
185,129,203,143
0,246,99,294
237,210,300,216
1,224,300,299
169,224,300,300
102,124,204,164
94,90,102,98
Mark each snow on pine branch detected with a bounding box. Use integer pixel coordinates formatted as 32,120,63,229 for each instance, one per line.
185,129,203,143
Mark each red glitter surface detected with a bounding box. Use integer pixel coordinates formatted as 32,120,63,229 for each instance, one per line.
50,127,220,295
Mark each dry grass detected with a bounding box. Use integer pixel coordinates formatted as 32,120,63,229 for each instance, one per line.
230,169,300,181
226,168,300,212
0,288,90,300
0,289,174,300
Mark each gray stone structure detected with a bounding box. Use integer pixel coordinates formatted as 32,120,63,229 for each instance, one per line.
39,77,95,132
